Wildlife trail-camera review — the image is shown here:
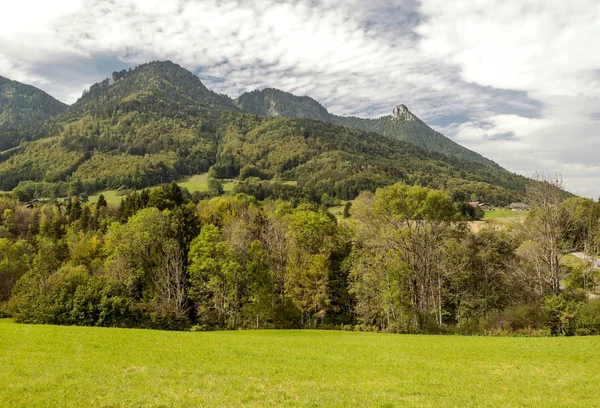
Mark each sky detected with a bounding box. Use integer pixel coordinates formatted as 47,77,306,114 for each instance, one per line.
1,0,599,197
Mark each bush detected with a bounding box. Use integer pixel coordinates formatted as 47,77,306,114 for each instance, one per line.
239,165,268,181
272,299,302,329
543,295,578,336
70,276,135,327
0,301,11,318
573,300,600,335
484,304,546,334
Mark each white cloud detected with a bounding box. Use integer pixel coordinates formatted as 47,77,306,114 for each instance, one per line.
418,0,600,197
0,0,599,197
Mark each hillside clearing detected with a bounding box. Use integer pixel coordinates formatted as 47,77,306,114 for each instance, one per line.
1,319,599,407
87,174,236,204
484,209,527,221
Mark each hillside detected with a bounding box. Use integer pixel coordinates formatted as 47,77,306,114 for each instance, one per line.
64,61,236,120
213,115,524,202
235,88,331,121
1,61,526,204
0,76,67,151
235,88,497,168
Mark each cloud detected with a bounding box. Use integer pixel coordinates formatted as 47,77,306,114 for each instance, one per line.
417,0,600,197
0,0,599,197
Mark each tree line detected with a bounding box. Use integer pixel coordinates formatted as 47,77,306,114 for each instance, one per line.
1,176,599,335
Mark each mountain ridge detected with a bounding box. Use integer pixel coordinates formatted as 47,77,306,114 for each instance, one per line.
0,76,67,151
235,87,498,168
0,61,527,205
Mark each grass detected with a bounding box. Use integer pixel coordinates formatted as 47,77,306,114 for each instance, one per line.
328,204,345,218
484,209,527,220
175,173,235,193
562,254,589,269
1,319,599,407
87,189,130,205
87,174,236,204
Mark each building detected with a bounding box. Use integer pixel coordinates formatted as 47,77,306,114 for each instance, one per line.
509,202,530,211
469,201,492,211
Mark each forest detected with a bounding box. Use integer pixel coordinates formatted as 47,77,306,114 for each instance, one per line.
1,175,598,336
1,61,596,336
1,61,529,206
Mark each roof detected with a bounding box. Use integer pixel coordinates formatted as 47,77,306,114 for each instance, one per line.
509,202,530,209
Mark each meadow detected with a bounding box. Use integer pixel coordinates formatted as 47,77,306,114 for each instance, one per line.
484,209,527,221
87,174,236,204
484,209,527,220
1,319,599,407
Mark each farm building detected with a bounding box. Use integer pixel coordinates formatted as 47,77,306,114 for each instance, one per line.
509,202,530,211
469,201,492,211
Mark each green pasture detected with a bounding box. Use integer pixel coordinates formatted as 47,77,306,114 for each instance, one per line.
484,209,526,220
175,173,236,193
1,319,599,407
87,174,236,204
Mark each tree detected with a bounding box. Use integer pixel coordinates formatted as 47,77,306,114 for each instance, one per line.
350,183,460,330
259,214,290,306
343,201,352,219
522,174,570,295
188,225,243,328
104,208,169,298
0,239,32,302
207,177,224,198
349,245,406,330
286,207,337,325
243,240,273,328
152,240,188,319
11,188,30,203
96,194,107,208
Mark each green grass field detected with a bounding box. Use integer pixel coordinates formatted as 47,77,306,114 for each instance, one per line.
1,319,599,407
562,254,589,269
484,209,527,220
87,189,130,205
175,173,235,193
87,174,237,204
328,204,345,218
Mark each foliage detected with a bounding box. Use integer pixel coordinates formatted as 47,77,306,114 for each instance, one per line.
0,63,597,337
1,61,529,205
2,177,599,335
234,87,512,169
0,75,66,150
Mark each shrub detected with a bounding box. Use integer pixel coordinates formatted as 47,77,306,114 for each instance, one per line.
573,300,600,335
543,295,578,336
484,304,546,334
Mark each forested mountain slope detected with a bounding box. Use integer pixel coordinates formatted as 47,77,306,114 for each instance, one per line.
235,88,331,121
0,61,526,204
213,115,525,202
235,88,497,168
0,76,67,151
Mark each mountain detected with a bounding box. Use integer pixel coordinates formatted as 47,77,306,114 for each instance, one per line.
0,76,67,151
0,61,527,205
0,76,66,129
235,88,330,121
235,88,496,168
65,61,235,120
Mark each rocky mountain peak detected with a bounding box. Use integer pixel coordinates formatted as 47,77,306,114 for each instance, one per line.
392,104,416,121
